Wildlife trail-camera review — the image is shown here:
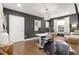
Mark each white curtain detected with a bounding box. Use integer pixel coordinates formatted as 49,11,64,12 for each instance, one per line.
0,4,4,34
54,19,58,33
64,17,70,33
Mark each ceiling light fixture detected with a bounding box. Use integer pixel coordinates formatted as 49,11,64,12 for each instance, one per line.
17,3,22,7
44,9,50,20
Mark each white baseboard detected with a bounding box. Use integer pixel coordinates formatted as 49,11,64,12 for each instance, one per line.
24,37,39,41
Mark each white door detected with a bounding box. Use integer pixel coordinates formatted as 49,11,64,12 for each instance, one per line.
9,15,24,42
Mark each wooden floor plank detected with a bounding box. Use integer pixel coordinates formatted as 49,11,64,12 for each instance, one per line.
13,40,46,55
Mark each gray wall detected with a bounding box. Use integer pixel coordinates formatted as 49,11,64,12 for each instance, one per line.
70,14,78,32
49,20,54,32
70,14,78,24
3,8,46,38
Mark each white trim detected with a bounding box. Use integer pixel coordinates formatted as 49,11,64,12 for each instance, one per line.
24,37,39,41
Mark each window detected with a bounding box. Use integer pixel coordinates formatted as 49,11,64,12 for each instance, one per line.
46,21,49,28
57,20,64,33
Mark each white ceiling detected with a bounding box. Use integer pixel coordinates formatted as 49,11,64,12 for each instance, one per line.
2,3,79,19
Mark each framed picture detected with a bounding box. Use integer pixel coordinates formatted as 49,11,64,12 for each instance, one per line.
34,20,41,31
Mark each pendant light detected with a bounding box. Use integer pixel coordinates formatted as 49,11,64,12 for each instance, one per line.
44,9,50,20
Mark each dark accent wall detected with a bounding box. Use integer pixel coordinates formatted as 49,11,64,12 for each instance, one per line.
70,14,78,32
49,20,54,32
74,4,79,25
3,8,46,39
70,14,78,25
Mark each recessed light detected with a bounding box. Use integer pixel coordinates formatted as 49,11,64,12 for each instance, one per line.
17,3,22,7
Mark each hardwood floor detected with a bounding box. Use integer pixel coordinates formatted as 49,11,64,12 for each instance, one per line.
13,41,25,55
70,44,79,55
12,38,79,55
1,37,79,55
13,40,46,55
